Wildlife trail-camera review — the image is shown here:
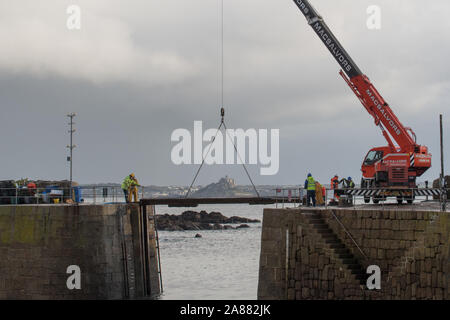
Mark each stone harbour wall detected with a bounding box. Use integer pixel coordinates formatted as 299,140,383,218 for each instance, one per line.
257,208,449,300
0,204,160,299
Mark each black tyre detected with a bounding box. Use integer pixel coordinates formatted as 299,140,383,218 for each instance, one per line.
373,198,379,204
406,195,415,204
397,197,403,205
364,197,370,203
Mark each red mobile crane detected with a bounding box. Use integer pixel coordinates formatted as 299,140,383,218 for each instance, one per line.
293,0,432,203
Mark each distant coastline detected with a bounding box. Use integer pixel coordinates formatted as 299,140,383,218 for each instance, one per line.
81,176,301,198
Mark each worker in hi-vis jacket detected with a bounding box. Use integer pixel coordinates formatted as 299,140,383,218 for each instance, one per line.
304,173,316,207
128,174,140,203
331,174,340,200
340,177,355,189
121,173,140,203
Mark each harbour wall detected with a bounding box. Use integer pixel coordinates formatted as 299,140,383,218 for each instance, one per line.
258,208,449,300
0,204,160,299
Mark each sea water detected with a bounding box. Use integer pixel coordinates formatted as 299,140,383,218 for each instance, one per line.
155,203,278,300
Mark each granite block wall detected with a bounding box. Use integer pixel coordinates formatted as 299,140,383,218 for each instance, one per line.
258,208,449,300
0,204,160,299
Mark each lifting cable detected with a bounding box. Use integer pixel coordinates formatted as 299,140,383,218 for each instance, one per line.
222,120,260,198
185,118,224,199
185,0,260,199
185,108,261,198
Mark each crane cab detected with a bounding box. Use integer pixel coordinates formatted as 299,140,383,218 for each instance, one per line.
361,146,423,204
361,147,388,184
362,147,413,186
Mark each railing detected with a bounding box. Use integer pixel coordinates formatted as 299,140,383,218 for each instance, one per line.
329,210,369,260
273,188,303,208
0,186,152,205
273,187,337,208
273,187,449,211
1,185,447,211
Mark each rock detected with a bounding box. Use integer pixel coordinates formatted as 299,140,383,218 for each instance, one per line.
199,222,212,230
155,210,259,231
195,233,202,238
181,210,201,221
208,211,227,223
226,216,260,223
212,223,224,230
236,224,250,229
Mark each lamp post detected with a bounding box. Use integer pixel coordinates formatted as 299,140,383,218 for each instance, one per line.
440,114,446,212
67,113,76,200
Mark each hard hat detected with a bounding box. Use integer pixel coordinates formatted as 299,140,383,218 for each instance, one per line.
334,174,338,177
348,177,352,181
130,173,135,177
308,173,312,177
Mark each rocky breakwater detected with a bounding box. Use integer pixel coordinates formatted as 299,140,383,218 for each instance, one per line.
155,210,260,231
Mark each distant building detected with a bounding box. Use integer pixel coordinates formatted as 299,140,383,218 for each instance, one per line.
223,175,235,188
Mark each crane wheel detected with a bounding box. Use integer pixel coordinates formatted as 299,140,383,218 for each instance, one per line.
406,195,415,204
373,198,379,204
364,197,370,204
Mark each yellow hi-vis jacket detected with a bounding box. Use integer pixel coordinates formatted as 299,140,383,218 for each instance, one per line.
121,176,134,190
306,176,316,191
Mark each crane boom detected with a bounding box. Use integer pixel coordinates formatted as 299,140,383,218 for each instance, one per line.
292,0,417,153
292,0,362,79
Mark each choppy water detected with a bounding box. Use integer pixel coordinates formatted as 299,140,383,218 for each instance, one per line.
155,204,277,300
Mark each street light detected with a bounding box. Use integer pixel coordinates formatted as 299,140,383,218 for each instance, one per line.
67,113,76,200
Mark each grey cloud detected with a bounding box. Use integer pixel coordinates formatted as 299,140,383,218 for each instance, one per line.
0,0,449,186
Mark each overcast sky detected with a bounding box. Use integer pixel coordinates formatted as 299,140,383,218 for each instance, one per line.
0,0,449,186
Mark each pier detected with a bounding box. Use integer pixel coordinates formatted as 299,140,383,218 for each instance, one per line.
258,207,449,300
0,204,161,299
